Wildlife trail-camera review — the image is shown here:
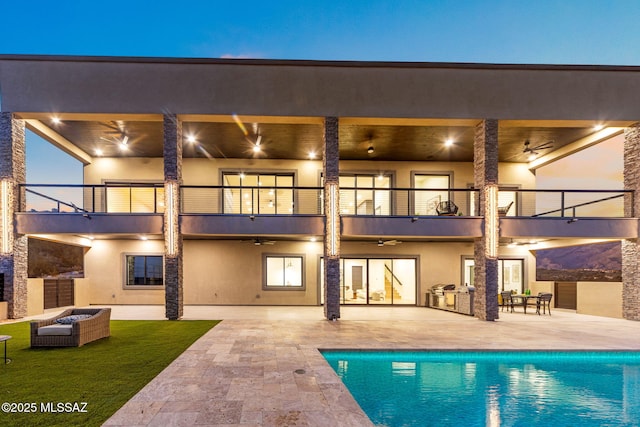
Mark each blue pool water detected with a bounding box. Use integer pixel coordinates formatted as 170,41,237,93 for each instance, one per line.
322,351,640,427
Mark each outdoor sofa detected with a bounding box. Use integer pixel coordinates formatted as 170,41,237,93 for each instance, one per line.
30,308,111,347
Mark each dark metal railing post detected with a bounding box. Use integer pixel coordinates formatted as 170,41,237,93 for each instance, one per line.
560,191,565,217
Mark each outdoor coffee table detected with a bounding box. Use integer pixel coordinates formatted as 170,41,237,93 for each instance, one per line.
0,335,11,364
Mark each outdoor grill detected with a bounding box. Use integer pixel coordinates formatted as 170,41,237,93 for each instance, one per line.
430,283,456,296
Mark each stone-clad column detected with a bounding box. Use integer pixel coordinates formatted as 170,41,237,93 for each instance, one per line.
0,113,27,319
622,123,640,321
473,119,499,321
163,114,183,320
323,117,340,320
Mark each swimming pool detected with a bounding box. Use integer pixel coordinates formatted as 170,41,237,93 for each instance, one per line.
322,350,640,427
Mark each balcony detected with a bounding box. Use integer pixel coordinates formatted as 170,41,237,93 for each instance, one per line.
14,184,637,240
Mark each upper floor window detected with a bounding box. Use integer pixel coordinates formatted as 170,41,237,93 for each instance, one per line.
338,174,391,215
106,182,164,213
222,173,294,214
413,173,451,215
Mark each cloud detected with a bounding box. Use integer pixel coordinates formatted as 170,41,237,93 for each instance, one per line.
219,53,264,59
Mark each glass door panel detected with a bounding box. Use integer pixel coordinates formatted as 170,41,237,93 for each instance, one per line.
502,259,523,293
391,259,417,304
343,259,367,304
368,259,389,304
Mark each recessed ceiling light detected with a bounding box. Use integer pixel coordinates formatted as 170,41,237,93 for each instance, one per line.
95,149,103,156
119,143,128,151
253,145,261,153
51,117,61,125
186,134,196,143
593,124,604,131
308,151,316,159
310,237,317,242
140,235,148,241
444,138,454,147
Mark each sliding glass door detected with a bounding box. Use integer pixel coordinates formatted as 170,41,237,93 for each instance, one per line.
322,257,417,305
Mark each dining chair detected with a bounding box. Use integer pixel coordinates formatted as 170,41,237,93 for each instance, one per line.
536,293,553,315
500,291,513,312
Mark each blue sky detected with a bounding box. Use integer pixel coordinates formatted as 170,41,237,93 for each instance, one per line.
3,0,640,64
2,0,640,184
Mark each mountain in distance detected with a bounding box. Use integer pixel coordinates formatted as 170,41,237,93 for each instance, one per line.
536,241,621,282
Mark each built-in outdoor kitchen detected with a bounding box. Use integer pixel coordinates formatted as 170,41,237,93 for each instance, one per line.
426,284,475,316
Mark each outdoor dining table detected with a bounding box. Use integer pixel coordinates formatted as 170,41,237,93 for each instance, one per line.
511,294,540,314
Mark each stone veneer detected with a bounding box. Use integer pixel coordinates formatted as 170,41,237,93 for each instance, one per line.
473,119,499,321
163,115,183,320
323,117,340,320
622,124,640,320
0,113,27,319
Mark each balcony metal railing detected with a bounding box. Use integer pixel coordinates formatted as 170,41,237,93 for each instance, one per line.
508,189,631,218
181,186,480,216
20,184,165,214
17,184,633,219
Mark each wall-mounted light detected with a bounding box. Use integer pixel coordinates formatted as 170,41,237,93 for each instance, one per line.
165,181,178,256
0,179,11,254
327,183,339,257
486,185,498,258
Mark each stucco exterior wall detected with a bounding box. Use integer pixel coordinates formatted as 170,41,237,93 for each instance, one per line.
77,235,536,306
27,278,43,316
84,239,165,305
74,277,91,307
84,157,535,189
577,281,623,318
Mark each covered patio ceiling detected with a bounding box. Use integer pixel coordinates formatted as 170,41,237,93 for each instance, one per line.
21,114,626,163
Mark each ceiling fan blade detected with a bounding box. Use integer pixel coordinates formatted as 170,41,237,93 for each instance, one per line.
232,114,249,136
531,142,553,150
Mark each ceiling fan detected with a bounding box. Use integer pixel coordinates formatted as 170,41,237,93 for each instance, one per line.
522,140,553,159
99,121,142,151
377,239,402,247
243,237,276,246
232,114,263,153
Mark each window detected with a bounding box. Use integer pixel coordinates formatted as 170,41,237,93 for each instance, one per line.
125,255,163,287
223,172,294,214
263,255,304,289
413,173,451,215
338,173,391,215
106,183,164,213
463,257,524,294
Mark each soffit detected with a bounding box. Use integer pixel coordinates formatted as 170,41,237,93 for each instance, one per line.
39,118,603,162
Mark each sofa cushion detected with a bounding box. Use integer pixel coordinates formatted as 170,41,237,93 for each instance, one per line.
55,314,92,324
38,324,73,336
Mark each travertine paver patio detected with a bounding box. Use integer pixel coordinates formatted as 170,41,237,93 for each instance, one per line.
103,306,640,426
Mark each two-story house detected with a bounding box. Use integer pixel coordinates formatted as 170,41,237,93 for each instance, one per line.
0,55,638,321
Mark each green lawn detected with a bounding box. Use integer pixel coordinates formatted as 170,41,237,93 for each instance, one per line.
0,319,219,427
